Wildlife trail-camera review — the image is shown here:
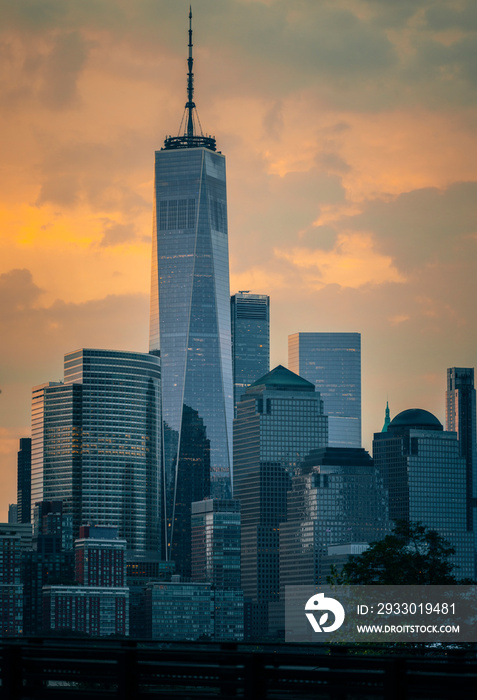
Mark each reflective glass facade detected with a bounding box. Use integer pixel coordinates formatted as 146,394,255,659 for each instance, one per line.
373,412,474,580
288,332,361,448
191,498,241,589
231,292,270,415
150,146,233,572
32,350,161,554
280,447,390,591
233,365,328,636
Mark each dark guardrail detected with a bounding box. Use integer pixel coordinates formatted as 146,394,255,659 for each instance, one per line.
0,639,476,699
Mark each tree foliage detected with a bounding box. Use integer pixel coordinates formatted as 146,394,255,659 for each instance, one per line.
332,521,462,585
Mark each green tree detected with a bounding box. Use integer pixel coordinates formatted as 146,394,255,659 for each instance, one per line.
332,521,463,585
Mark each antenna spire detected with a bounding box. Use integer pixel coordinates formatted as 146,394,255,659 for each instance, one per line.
186,6,195,142
162,8,217,151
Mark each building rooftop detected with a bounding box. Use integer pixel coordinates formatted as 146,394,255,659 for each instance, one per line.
248,365,315,392
388,408,443,432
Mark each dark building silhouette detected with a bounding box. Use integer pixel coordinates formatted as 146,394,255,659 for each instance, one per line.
233,365,327,637
231,292,270,415
22,502,74,636
446,367,477,576
17,437,31,524
373,408,474,579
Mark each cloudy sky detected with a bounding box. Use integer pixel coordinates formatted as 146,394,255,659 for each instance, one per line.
1,0,477,519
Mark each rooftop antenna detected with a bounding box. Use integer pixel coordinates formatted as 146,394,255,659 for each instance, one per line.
163,8,217,152
186,6,195,143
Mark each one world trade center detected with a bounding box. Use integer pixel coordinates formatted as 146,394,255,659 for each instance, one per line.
149,11,233,574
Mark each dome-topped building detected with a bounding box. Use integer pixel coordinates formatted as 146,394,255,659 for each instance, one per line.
388,408,442,432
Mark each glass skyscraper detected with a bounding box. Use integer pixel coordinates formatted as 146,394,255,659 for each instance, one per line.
31,349,161,554
373,408,474,580
233,365,328,636
149,13,233,572
288,332,361,448
231,292,270,415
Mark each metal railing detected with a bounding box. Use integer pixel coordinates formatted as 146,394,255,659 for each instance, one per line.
0,639,476,699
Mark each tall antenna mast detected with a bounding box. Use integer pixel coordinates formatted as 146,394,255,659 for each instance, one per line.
163,8,217,151
186,6,195,143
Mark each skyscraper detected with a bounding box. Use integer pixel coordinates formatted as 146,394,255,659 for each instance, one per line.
231,292,270,415
17,438,31,524
233,365,328,636
288,332,361,448
31,349,161,554
149,12,233,570
373,408,474,579
446,367,477,575
280,447,390,592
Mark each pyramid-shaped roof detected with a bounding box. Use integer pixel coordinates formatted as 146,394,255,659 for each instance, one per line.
248,365,315,392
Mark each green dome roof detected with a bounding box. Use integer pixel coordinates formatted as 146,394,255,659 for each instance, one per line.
388,408,442,432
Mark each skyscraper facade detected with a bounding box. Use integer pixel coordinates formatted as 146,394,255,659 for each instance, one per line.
446,367,477,575
233,365,328,636
288,332,361,448
231,292,270,415
31,349,161,554
373,408,474,579
280,447,390,591
17,438,31,524
191,498,241,589
149,13,233,571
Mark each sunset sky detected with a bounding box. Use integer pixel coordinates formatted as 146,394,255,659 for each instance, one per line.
1,0,477,519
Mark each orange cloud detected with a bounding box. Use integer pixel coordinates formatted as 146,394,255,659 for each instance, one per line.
276,232,406,289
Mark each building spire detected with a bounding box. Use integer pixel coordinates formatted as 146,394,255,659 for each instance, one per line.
186,6,195,141
163,8,217,152
382,400,391,432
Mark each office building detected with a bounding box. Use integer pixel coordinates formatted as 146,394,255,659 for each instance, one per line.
233,365,328,636
149,12,233,574
127,555,175,638
446,368,477,575
191,499,241,589
288,332,361,447
0,524,32,637
31,349,161,554
231,292,270,414
8,505,17,524
75,525,126,587
22,502,74,636
145,580,243,642
373,408,474,579
280,447,390,592
43,525,129,637
17,438,31,524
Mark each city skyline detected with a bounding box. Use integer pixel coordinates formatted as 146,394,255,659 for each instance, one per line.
1,0,477,519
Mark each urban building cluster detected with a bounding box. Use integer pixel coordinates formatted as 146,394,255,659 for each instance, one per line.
3,14,476,640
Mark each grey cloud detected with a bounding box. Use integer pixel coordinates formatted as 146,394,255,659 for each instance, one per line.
0,269,43,313
0,267,149,383
39,31,89,109
35,133,151,211
98,220,137,247
346,181,477,272
424,2,477,32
